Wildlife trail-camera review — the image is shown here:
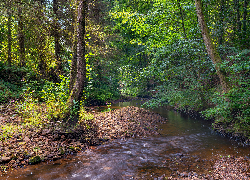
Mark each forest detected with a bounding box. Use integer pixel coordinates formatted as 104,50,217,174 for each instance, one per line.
0,0,250,178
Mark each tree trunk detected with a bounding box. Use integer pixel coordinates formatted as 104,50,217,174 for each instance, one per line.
70,39,78,91
18,4,25,67
218,0,225,45
176,0,186,39
242,0,248,47
36,1,47,78
195,0,230,93
236,0,241,33
65,0,87,122
242,0,248,32
69,0,78,91
7,2,12,67
53,0,62,74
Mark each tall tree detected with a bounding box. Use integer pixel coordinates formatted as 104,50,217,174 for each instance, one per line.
18,0,25,67
235,0,241,33
218,0,225,45
53,0,62,74
65,0,87,121
195,0,230,93
242,0,248,47
7,0,12,67
69,0,78,91
36,0,48,78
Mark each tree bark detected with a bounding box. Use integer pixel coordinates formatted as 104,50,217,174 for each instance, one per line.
70,39,78,91
242,0,248,47
18,3,25,67
195,0,230,93
37,1,47,78
242,0,248,32
235,0,241,33
7,1,12,67
53,0,62,74
69,0,78,91
65,0,87,122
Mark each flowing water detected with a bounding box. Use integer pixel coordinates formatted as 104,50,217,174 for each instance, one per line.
4,101,250,179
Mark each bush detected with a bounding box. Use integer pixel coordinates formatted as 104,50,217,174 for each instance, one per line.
202,49,250,137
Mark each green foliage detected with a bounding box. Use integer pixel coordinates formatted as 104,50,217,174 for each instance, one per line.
202,50,250,136
0,79,21,103
0,62,27,103
109,0,250,138
0,124,21,141
78,107,94,129
29,156,41,165
16,75,70,124
85,69,121,105
0,0,249,140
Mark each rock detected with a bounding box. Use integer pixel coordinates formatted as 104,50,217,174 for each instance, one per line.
1,156,12,163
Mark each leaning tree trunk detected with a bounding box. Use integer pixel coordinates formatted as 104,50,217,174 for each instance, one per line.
65,0,87,122
195,0,230,93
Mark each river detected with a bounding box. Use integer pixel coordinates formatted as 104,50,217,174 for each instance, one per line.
4,101,250,179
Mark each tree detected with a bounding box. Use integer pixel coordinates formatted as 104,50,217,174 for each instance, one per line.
17,0,25,67
218,0,225,45
65,0,87,122
7,0,12,67
53,0,62,74
195,0,230,93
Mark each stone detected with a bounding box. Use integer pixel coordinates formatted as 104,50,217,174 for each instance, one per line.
1,156,11,163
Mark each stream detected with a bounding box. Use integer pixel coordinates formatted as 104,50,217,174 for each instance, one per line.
4,101,250,179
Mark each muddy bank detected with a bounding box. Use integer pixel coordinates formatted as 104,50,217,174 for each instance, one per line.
0,106,166,175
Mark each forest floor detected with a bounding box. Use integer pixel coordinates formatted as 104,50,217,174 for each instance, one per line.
1,104,250,179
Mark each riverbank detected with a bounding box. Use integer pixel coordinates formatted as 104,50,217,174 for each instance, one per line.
0,105,165,176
